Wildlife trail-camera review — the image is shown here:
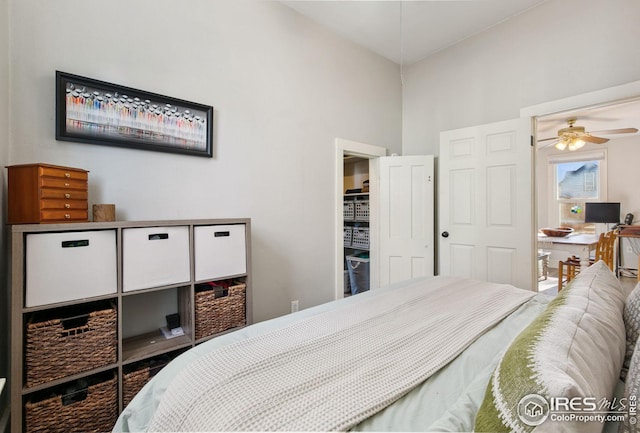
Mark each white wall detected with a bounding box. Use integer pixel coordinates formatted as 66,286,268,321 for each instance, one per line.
402,0,640,156
6,0,402,322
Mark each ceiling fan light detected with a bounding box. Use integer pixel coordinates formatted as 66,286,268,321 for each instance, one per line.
566,137,585,151
555,139,567,150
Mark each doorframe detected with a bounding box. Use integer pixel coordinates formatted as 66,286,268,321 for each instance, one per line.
335,138,386,300
522,79,640,290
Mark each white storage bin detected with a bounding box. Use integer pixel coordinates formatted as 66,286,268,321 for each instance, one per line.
122,226,190,292
26,230,117,307
343,201,355,221
194,224,247,281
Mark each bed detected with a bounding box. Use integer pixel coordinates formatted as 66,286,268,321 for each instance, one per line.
114,262,636,432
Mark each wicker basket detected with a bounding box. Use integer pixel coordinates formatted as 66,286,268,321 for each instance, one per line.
540,227,574,237
25,373,117,433
195,282,246,340
25,304,117,387
122,367,150,409
122,357,170,407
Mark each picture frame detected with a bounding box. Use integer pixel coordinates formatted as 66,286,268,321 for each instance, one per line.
55,71,213,158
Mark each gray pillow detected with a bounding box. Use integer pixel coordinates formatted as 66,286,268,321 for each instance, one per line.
620,337,640,433
623,283,640,381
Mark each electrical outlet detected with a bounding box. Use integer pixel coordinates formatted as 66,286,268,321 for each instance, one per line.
291,300,299,313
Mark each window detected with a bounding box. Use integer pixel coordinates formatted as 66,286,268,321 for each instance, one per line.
549,150,607,234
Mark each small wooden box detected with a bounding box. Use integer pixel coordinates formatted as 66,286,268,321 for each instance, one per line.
6,163,89,224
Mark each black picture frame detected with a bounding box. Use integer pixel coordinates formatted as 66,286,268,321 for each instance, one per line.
55,71,213,158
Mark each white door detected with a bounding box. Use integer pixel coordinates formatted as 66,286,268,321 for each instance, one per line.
439,118,533,290
378,155,434,286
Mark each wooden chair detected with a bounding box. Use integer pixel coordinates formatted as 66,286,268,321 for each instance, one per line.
557,230,618,292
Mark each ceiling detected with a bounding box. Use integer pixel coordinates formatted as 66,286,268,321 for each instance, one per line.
280,0,640,144
281,0,548,65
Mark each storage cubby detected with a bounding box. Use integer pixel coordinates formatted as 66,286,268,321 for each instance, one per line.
194,225,247,281
24,370,118,433
25,229,117,307
195,278,247,341
24,300,117,388
122,286,192,363
122,349,186,407
9,218,252,433
122,225,190,292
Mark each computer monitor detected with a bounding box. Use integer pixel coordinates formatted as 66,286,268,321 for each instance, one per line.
584,202,621,224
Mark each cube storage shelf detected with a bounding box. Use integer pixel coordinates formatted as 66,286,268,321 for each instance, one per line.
9,218,252,433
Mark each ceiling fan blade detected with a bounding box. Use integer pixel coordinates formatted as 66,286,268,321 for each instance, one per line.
537,136,559,142
588,127,639,135
540,140,560,148
581,135,609,144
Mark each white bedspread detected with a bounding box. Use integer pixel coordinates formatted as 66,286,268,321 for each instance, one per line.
148,276,534,432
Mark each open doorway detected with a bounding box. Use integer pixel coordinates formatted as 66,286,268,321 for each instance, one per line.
343,155,371,298
334,138,386,300
533,97,640,294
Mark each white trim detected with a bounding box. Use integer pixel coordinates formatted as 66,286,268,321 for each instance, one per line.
336,138,387,159
523,80,640,285
546,149,607,164
521,80,640,119
335,138,386,300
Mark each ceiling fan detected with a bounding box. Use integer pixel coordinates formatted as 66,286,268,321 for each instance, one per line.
538,117,638,151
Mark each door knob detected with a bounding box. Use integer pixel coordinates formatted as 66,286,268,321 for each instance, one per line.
441,231,449,238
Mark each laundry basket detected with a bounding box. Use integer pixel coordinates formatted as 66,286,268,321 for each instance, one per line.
346,255,370,295
343,270,351,295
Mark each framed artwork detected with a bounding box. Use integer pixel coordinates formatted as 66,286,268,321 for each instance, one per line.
56,71,213,157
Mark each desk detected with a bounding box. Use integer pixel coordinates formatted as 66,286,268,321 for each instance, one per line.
537,251,551,281
618,225,640,281
538,233,599,268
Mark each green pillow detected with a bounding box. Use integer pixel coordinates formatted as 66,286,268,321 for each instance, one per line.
474,261,626,432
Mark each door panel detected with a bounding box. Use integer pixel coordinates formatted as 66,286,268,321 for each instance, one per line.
451,169,474,224
487,247,516,284
450,244,474,278
487,165,515,226
439,118,533,290
379,155,434,286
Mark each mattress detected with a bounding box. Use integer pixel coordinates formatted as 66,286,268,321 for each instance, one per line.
113,276,551,432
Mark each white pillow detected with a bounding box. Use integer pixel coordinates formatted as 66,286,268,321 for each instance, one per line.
475,261,626,433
